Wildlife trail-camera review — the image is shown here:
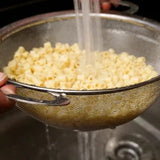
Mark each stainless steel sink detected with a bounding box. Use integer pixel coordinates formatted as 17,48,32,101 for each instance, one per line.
0,108,78,160
0,98,160,160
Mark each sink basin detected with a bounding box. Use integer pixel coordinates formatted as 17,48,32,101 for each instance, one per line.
0,98,160,160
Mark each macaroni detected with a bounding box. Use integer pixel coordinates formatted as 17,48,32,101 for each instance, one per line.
3,42,158,90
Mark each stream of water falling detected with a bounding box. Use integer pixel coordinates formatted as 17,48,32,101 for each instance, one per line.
74,0,104,160
78,132,98,160
45,124,54,160
74,0,103,65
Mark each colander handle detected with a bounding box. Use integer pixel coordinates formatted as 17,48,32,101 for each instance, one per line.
107,1,139,14
119,1,139,14
6,92,70,106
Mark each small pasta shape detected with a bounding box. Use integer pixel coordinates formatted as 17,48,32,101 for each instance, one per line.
3,42,158,90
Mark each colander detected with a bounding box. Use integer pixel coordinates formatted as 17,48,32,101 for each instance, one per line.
0,11,160,131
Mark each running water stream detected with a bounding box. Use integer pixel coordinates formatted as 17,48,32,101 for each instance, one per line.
78,132,97,160
45,124,55,160
78,130,113,160
74,0,103,65
74,0,106,160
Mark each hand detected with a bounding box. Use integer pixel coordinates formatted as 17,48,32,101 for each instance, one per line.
0,72,16,113
101,0,121,11
79,0,121,11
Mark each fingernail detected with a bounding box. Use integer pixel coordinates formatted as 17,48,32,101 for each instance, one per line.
1,88,15,95
101,2,111,10
0,72,7,81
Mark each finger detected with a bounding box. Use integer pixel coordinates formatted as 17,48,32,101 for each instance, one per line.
0,84,16,113
1,84,16,95
0,91,15,113
0,72,8,87
101,2,111,10
110,0,120,7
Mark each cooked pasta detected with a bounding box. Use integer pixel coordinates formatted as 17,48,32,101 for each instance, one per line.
3,42,158,90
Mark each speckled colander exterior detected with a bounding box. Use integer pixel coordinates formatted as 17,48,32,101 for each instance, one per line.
16,82,159,131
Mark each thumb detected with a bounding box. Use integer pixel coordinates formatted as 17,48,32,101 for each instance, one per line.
0,72,8,86
1,84,16,95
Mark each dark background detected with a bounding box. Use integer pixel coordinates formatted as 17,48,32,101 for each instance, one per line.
0,0,159,28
